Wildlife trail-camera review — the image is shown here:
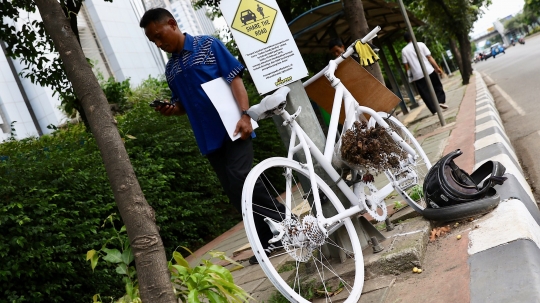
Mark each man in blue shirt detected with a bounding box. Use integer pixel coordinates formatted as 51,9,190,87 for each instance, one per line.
140,8,283,264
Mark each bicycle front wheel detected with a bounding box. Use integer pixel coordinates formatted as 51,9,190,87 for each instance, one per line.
242,157,364,303
383,115,432,212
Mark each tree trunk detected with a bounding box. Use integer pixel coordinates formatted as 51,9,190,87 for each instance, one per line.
61,0,92,129
342,0,385,84
34,0,176,302
448,39,464,77
456,33,471,84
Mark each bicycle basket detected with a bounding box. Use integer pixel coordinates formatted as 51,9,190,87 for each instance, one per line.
334,121,407,174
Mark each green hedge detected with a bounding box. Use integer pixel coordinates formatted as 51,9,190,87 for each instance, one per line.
0,127,123,302
0,76,287,302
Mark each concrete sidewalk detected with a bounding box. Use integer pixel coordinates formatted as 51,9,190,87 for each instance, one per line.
187,72,540,302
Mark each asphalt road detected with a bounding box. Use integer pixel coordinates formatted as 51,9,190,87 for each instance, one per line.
474,34,540,201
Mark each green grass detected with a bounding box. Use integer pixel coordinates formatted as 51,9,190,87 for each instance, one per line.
409,185,423,201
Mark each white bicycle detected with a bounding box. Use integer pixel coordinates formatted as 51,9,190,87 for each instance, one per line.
242,27,431,302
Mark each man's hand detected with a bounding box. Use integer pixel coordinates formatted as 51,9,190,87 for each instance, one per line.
233,115,253,140
427,55,443,75
155,100,185,116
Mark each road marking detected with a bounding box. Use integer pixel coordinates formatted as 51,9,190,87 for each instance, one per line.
494,84,526,116
484,75,495,84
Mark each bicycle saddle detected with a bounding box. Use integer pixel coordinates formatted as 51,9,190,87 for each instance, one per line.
247,86,290,121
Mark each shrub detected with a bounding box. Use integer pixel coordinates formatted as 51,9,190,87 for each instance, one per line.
0,125,123,302
100,76,132,114
0,75,288,302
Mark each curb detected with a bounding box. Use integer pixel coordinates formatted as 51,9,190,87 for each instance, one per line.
468,72,540,303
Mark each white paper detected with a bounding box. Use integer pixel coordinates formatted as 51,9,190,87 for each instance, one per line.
201,77,259,141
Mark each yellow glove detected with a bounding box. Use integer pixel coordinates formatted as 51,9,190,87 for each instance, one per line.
354,41,379,66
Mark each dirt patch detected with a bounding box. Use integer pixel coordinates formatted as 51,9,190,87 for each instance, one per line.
384,218,473,303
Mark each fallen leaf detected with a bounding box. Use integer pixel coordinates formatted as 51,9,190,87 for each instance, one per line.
429,226,452,242
429,229,437,242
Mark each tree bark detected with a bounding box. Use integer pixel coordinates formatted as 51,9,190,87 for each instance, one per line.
342,0,385,84
34,0,176,302
456,33,471,84
448,39,463,76
60,0,92,130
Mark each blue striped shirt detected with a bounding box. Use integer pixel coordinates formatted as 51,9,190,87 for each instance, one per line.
166,33,245,155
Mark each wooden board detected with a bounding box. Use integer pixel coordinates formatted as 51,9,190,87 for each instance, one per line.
305,57,401,124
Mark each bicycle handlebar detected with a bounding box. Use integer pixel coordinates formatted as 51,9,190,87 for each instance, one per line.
361,26,381,44
303,26,381,87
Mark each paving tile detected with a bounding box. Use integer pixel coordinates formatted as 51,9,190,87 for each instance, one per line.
238,277,267,293
236,266,269,285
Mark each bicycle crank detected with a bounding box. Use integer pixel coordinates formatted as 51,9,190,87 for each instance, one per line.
354,177,387,222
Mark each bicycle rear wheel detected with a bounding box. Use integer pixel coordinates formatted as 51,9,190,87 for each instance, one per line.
242,157,364,303
382,115,432,212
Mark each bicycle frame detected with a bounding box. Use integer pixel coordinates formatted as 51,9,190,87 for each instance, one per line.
277,27,418,234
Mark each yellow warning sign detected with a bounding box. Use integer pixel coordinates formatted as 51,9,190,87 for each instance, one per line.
231,0,277,43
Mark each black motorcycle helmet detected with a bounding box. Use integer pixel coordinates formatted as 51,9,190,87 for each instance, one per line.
424,149,507,208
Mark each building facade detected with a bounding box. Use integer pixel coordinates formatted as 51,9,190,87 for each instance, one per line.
0,0,166,141
168,0,217,36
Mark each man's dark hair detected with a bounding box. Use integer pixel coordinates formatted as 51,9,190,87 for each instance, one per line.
403,31,412,42
328,37,344,50
139,8,175,28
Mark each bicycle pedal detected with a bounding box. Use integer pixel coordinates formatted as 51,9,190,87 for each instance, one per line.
398,181,415,190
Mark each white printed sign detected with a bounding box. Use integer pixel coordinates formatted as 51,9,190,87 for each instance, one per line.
220,0,308,95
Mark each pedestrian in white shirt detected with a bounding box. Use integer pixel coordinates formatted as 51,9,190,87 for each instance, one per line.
401,32,448,114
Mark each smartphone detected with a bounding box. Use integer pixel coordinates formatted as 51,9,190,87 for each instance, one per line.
149,99,171,108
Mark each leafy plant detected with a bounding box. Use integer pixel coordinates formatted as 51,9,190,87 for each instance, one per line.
87,217,249,303
409,185,423,202
315,281,344,297
87,214,138,303
393,201,405,210
99,76,132,114
170,249,250,303
267,291,290,303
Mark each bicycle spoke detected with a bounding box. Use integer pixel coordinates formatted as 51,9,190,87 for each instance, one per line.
323,237,356,258
315,252,354,293
312,256,332,302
